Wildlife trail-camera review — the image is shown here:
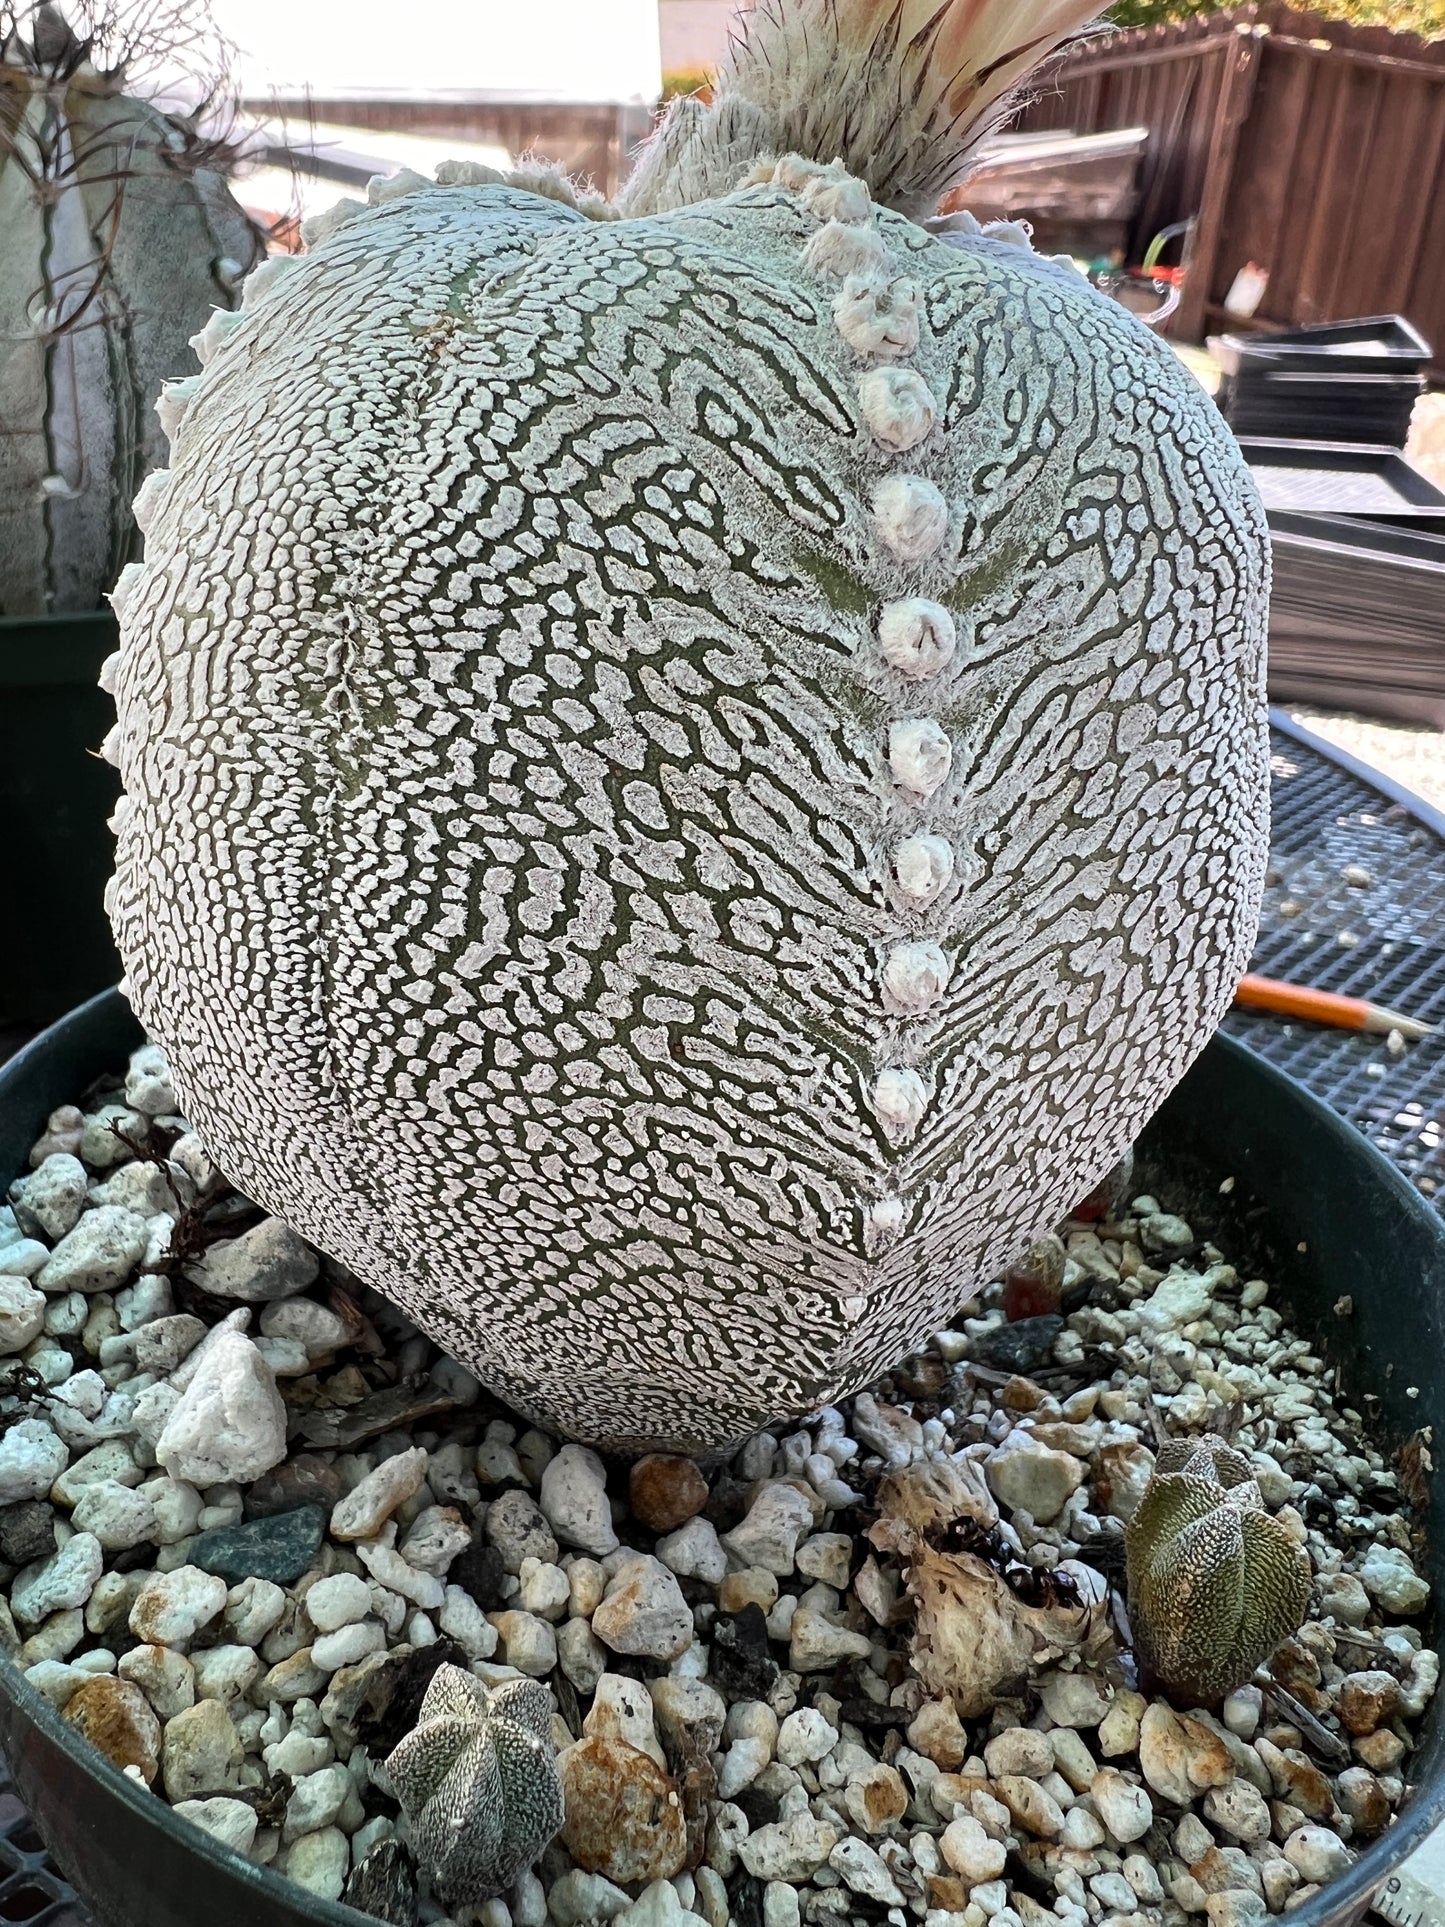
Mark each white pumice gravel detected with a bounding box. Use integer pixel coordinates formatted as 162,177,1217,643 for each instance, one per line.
0,1043,1439,1927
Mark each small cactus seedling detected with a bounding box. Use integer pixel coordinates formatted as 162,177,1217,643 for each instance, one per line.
1125,1435,1311,1706
384,1666,564,1907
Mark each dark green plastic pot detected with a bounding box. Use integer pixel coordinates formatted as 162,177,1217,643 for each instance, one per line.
1,989,1444,1927
0,616,123,1031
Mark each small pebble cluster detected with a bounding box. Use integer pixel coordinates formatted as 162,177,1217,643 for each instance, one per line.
0,1041,1436,1927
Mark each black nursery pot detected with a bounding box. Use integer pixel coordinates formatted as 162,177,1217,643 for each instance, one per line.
0,616,124,1031
1,990,1445,1927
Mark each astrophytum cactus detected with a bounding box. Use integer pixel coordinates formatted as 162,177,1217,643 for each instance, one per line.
104,0,1270,1451
0,1,260,614
1126,1436,1311,1706
385,1667,564,1907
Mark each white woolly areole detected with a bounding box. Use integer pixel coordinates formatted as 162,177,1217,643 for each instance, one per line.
981,218,1033,250
97,650,122,696
882,941,952,1012
857,368,937,454
926,210,983,237
240,255,297,312
99,722,123,768
893,833,955,905
877,597,956,678
131,469,170,534
107,562,146,623
155,377,201,444
871,1067,930,1142
800,172,871,224
774,153,829,191
871,473,949,563
864,1198,906,1255
888,718,953,800
368,168,431,206
300,199,365,248
107,795,132,833
436,159,506,187
801,220,887,280
189,309,244,369
833,275,921,360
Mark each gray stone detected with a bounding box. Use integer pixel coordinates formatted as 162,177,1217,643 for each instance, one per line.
0,1277,46,1355
985,1432,1085,1523
0,1500,56,1566
0,1421,69,1506
189,1217,319,1302
592,1555,693,1660
539,1443,619,1556
174,1797,259,1856
36,1206,150,1295
162,1698,245,1801
155,1331,289,1486
191,1505,327,1586
11,1532,104,1625
10,1154,89,1240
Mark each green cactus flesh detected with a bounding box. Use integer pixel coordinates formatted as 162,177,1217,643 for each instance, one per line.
1126,1436,1312,1705
105,157,1269,1451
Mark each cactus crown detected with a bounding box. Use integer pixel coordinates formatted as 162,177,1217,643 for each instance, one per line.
1125,1434,1311,1707
385,1665,564,1906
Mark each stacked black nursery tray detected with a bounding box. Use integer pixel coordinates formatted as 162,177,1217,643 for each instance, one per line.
1214,318,1445,727
1214,314,1431,445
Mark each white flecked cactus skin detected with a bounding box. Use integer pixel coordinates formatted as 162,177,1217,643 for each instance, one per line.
104,4,1270,1454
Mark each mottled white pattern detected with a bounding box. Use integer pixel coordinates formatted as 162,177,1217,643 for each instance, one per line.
107,159,1269,1451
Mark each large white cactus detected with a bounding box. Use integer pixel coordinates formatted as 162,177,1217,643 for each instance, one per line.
0,2,260,614
105,0,1270,1452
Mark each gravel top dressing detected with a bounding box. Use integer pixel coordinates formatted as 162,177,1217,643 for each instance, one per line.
0,1040,1436,1927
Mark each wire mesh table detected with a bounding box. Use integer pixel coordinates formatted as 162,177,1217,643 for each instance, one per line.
1226,712,1445,1205
2,709,1443,1926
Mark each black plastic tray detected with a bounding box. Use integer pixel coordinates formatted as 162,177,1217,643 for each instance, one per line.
1239,438,1445,527
1267,509,1445,561
1214,313,1432,375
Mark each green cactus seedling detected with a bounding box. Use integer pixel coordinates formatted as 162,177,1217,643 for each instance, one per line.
1125,1434,1311,1706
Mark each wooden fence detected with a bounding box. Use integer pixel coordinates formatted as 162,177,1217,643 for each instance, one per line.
1013,4,1445,362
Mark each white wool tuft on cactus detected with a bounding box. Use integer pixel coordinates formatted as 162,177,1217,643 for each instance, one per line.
104,0,1270,1452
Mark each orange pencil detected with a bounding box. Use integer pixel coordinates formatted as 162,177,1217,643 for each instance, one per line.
1233,973,1434,1040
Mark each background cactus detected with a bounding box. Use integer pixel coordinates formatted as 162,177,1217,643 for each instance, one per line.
0,0,261,614
1126,1435,1312,1705
385,1666,564,1908
104,0,1269,1452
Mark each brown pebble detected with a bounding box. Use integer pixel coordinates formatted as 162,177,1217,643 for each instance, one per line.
1337,1670,1401,1737
244,1453,342,1520
1001,1375,1048,1412
64,1675,162,1784
1354,1728,1406,1772
628,1455,708,1534
559,1735,687,1884
718,1569,778,1616
927,1876,971,1913
1337,1766,1391,1837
